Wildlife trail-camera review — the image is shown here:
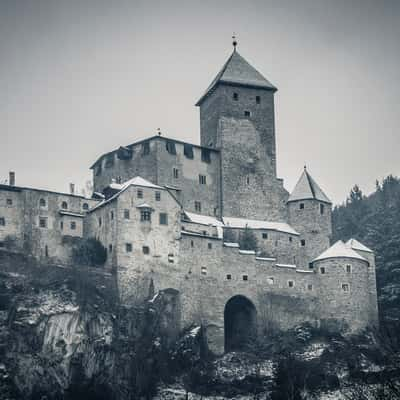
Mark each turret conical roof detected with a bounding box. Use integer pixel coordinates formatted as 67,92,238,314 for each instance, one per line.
313,240,367,263
196,50,277,106
288,168,331,204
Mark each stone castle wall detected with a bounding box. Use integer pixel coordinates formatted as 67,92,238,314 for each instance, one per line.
0,185,97,264
92,137,220,216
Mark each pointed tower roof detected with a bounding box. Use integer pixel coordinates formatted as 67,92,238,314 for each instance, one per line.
313,240,367,263
346,238,374,254
196,49,277,106
288,168,331,204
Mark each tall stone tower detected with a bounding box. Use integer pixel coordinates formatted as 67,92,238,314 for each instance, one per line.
196,44,288,221
287,168,332,268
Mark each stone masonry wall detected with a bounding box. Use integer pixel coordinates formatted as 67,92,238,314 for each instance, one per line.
288,199,332,268
313,257,371,332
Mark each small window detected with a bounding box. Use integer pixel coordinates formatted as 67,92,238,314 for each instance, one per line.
6,198,12,206
308,284,313,291
124,209,130,219
98,217,102,227
242,275,248,281
82,203,89,211
140,210,151,222
184,143,194,159
173,168,179,179
61,201,68,210
346,264,352,273
199,175,207,185
105,155,114,168
125,243,132,252
288,280,294,288
208,243,212,249
256,95,261,104
159,213,168,225
45,245,49,257
201,266,207,275
194,201,201,212
244,111,251,117
155,191,161,201
142,246,150,255
109,244,112,253
301,239,306,247
320,204,325,215
0,217,5,226
233,92,239,101
191,240,194,248
342,283,350,292
320,267,326,274
166,140,176,155
137,189,143,199
142,142,150,155
39,198,46,207
246,176,250,185
300,203,305,210
226,274,232,280
60,221,63,230
110,210,114,220
289,236,293,242
262,233,268,239
39,217,48,228
201,148,211,163
267,277,274,285
70,221,76,230
116,176,122,184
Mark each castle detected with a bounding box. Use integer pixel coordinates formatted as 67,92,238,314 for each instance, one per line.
0,44,378,353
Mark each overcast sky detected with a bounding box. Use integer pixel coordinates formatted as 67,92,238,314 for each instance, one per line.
1,0,399,204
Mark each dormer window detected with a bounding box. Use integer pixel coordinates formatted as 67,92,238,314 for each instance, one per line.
233,92,239,101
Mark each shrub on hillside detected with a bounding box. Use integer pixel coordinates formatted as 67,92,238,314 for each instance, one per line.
72,237,107,267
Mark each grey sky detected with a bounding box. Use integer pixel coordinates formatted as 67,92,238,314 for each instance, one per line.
1,0,399,204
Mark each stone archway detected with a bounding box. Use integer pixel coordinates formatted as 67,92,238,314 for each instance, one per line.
224,295,257,352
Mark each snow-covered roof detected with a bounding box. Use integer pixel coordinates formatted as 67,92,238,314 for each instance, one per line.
222,216,299,236
89,176,168,212
59,210,85,218
288,168,331,204
110,176,163,191
184,211,224,227
313,240,367,263
136,203,153,209
346,238,374,254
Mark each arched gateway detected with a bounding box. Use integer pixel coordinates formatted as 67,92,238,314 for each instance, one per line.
224,295,257,352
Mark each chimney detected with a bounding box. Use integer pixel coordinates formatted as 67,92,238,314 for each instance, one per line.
69,183,75,195
9,171,15,186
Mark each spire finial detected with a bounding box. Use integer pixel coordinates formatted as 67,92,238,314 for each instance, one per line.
232,33,237,51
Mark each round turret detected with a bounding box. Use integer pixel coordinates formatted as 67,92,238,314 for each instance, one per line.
313,240,371,332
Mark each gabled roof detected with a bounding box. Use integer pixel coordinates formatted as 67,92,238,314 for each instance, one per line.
183,211,224,227
89,176,167,212
346,238,374,254
313,240,367,263
222,216,299,236
288,168,331,204
196,50,277,106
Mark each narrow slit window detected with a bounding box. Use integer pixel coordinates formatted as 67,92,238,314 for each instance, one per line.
233,92,239,101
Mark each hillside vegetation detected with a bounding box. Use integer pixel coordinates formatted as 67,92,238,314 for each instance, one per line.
332,175,400,342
